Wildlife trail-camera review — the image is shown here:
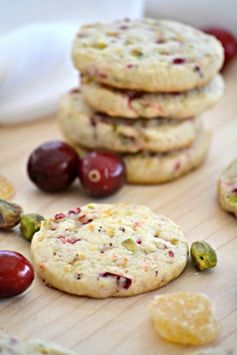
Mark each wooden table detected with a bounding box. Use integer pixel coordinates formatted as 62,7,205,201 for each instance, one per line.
0,60,237,355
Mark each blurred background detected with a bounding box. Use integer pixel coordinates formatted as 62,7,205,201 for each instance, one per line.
0,0,236,124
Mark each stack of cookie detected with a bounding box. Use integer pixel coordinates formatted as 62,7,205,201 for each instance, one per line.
59,18,224,184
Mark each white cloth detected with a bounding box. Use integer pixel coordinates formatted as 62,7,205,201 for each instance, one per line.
0,0,144,124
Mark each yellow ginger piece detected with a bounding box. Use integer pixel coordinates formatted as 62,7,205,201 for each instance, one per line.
0,175,14,200
150,292,220,345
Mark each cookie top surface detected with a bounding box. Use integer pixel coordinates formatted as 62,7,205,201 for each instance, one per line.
81,74,224,119
218,159,237,217
0,334,75,355
72,18,224,92
31,203,188,298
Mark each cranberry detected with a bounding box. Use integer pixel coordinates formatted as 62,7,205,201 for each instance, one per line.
78,151,126,197
99,272,132,289
172,58,186,65
0,250,34,298
27,140,79,192
69,88,81,94
203,27,237,67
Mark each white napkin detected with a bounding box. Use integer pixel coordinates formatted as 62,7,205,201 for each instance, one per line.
0,23,78,124
0,0,144,124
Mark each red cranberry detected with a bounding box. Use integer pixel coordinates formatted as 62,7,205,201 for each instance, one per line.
0,250,34,298
27,141,79,192
78,151,126,197
203,27,237,67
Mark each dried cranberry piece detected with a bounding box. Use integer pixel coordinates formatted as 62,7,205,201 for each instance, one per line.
69,88,80,94
168,250,174,257
172,58,186,65
100,272,132,289
119,25,129,30
126,90,143,103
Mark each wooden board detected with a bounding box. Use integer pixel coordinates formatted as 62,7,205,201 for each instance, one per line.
0,60,237,354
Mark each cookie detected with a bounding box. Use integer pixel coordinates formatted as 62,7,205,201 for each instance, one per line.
58,91,201,153
0,333,75,355
75,130,210,184
189,349,237,355
72,18,224,92
81,74,224,119
217,159,237,217
31,204,188,298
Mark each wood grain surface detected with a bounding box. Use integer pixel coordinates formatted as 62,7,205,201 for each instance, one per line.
0,60,237,355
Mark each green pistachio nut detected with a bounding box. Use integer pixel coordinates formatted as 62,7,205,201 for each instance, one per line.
191,241,217,271
227,194,237,204
0,199,22,229
20,213,44,241
122,238,138,254
171,239,179,245
131,48,144,57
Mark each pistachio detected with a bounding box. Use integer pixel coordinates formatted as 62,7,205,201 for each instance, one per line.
92,41,107,49
191,241,217,271
227,194,237,204
122,238,138,253
130,48,144,57
0,199,22,229
20,213,44,241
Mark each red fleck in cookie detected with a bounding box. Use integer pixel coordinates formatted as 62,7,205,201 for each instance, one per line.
217,159,237,217
58,91,201,153
81,74,224,119
31,204,188,298
72,18,224,92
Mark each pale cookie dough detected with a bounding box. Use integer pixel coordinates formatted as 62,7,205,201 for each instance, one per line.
72,18,224,92
59,91,201,153
189,349,237,355
217,159,237,217
0,334,75,355
31,204,188,298
75,130,210,184
81,74,224,119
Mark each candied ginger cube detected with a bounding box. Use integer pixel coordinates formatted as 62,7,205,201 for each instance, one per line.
150,292,220,345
